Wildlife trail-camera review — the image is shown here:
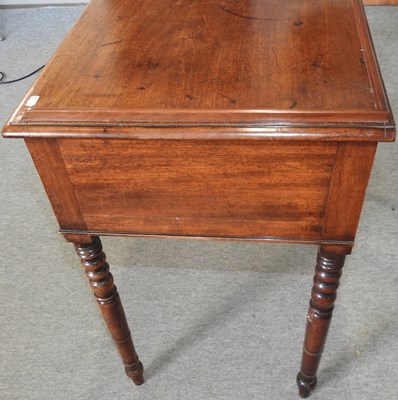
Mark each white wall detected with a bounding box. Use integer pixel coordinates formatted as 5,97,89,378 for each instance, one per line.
0,0,88,6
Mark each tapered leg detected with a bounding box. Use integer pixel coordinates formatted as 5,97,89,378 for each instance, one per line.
74,236,144,385
297,248,346,397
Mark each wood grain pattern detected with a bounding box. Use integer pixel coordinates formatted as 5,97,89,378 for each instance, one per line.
20,0,382,110
13,108,392,126
322,142,377,241
2,0,394,142
24,138,87,230
57,139,336,240
4,122,394,142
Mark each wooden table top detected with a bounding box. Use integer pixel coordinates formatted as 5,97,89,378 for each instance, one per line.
3,0,395,141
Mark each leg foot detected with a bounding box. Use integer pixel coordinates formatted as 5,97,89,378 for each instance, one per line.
74,236,144,385
126,359,144,385
297,372,317,398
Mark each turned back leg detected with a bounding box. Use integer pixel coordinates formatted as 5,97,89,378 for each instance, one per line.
74,236,144,385
297,247,347,397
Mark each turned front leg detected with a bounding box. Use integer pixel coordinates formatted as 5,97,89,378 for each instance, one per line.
297,248,346,397
74,237,144,385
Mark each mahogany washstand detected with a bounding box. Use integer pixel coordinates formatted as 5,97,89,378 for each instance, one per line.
2,0,395,397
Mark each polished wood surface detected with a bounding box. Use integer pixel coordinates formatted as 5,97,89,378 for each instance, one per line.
3,0,394,140
2,0,395,397
24,136,377,247
57,139,336,239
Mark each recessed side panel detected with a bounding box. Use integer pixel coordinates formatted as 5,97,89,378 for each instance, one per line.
58,139,337,239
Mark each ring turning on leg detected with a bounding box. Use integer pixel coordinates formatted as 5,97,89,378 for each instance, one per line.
74,236,144,385
297,249,346,397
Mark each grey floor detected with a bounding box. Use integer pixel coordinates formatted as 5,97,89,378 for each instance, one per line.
0,6,397,400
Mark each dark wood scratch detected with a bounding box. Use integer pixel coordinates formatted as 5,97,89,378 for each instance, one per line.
272,47,279,67
218,93,237,104
100,39,123,47
219,5,294,22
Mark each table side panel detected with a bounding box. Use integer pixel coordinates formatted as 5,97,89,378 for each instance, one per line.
57,139,337,239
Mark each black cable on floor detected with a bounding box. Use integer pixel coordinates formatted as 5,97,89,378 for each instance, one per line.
0,65,45,84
